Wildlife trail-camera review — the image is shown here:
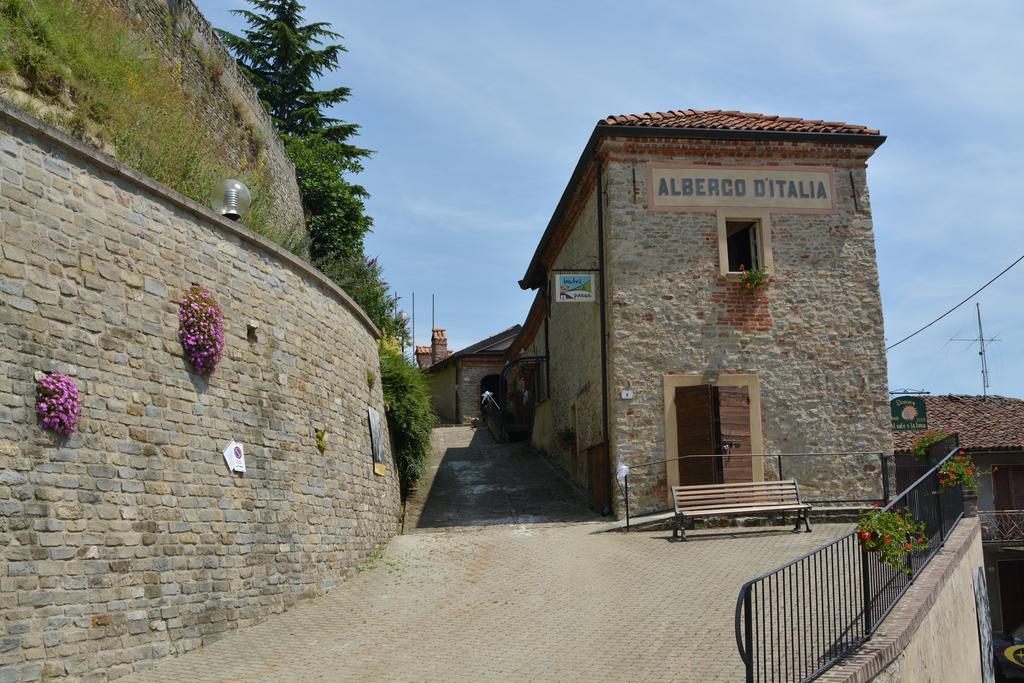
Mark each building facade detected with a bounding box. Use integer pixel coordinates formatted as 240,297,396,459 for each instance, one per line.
420,326,520,424
509,109,893,515
893,394,1024,638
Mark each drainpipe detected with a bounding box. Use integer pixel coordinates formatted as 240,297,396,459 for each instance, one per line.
595,151,612,516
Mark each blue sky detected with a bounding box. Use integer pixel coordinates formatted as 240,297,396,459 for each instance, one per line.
201,0,1024,398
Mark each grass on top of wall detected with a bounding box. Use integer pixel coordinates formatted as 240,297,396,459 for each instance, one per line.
0,0,307,257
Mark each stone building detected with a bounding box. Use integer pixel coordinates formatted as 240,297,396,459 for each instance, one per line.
506,109,893,515
421,326,521,424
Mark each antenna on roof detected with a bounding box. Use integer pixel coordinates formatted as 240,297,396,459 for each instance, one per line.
951,303,1001,398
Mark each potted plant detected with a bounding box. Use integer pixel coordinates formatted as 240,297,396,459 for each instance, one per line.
738,264,767,293
36,371,81,436
856,507,928,574
555,427,576,451
939,449,979,491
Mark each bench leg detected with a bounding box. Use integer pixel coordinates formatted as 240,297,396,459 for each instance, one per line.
673,515,687,541
803,510,813,533
792,512,802,532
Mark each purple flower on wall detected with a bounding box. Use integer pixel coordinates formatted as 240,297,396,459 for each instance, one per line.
178,284,224,376
36,372,81,436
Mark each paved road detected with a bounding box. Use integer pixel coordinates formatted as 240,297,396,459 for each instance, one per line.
128,426,848,682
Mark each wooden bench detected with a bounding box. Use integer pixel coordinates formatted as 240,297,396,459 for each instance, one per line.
671,479,812,540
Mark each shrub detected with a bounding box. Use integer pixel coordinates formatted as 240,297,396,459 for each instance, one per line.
35,371,80,436
911,430,952,458
178,284,224,376
379,341,436,498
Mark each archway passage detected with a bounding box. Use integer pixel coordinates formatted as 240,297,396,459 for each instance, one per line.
479,373,501,409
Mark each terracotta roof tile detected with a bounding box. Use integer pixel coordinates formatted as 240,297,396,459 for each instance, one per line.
601,109,880,136
892,395,1024,453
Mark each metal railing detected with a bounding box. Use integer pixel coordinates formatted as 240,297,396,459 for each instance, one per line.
619,452,891,530
734,446,965,682
980,510,1024,543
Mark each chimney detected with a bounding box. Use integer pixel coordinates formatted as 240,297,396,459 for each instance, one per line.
431,328,448,364
415,346,432,370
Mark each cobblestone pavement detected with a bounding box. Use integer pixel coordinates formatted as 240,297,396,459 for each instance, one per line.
127,427,849,682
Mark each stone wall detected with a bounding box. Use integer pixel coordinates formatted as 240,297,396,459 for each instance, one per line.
106,0,305,242
0,104,400,680
603,137,891,513
543,192,604,487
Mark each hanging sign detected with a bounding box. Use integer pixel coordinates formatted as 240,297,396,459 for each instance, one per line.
890,396,928,431
222,439,246,473
555,273,596,303
648,164,836,212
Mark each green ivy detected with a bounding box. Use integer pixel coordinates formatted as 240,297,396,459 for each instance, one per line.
379,342,436,498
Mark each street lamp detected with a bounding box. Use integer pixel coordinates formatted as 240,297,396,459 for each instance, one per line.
212,179,251,221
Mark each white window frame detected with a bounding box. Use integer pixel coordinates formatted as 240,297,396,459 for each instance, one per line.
716,209,774,277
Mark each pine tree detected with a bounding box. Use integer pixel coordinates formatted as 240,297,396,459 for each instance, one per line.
217,0,373,264
216,0,364,147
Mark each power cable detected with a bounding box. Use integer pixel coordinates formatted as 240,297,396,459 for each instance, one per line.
886,252,1024,351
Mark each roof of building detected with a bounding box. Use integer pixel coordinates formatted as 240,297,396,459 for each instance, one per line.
518,107,884,290
892,395,1024,453
426,325,522,372
602,109,880,136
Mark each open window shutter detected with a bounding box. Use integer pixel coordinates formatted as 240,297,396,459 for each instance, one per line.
717,386,753,483
994,466,1014,511
675,385,719,486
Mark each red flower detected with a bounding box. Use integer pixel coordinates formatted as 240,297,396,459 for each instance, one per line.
967,469,974,474
739,264,746,271
884,535,893,543
904,543,912,551
918,535,926,544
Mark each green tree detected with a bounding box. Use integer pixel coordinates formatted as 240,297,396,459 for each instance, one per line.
284,133,372,263
319,254,407,343
217,0,371,262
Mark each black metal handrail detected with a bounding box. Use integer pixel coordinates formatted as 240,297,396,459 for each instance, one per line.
734,445,965,682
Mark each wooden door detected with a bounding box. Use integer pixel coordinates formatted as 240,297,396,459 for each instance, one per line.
587,442,609,513
999,560,1024,634
675,385,720,486
717,386,753,483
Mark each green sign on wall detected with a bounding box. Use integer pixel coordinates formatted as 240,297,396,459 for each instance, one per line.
891,396,928,431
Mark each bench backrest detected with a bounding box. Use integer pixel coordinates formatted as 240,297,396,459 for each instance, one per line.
672,479,803,513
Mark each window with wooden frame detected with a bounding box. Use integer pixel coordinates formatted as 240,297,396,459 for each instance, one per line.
716,210,773,277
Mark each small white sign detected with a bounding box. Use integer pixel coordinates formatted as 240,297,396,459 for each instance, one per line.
620,389,635,400
555,273,596,302
222,440,246,473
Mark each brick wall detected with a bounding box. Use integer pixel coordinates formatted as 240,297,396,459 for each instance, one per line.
0,104,399,680
454,357,504,425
